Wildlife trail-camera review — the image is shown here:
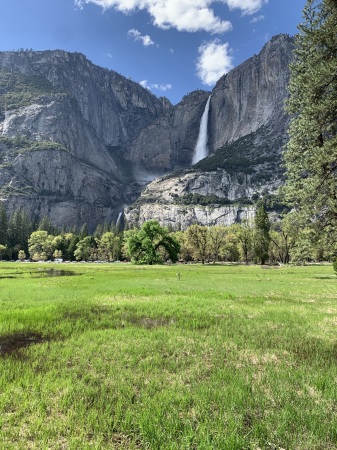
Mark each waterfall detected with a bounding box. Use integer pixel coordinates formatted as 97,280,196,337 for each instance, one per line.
116,212,123,229
192,96,211,165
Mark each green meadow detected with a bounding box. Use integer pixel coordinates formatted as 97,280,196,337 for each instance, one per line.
0,262,336,449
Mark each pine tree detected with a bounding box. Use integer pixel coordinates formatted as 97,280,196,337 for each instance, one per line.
0,202,8,245
284,0,337,229
7,209,33,257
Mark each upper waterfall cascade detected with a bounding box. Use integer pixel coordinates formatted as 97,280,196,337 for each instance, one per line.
192,96,211,165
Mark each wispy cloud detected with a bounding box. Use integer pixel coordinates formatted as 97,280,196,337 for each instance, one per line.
196,39,233,86
250,14,265,24
140,80,172,92
226,0,268,15
127,28,154,47
105,52,113,58
74,0,268,34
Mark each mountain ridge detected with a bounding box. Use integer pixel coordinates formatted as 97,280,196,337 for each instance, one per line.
0,34,293,230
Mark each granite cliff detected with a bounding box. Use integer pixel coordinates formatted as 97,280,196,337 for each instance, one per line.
125,34,293,228
0,35,293,230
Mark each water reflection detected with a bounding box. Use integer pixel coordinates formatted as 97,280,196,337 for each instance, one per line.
0,269,81,279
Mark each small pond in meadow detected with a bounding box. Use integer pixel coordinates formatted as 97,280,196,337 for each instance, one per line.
0,269,82,279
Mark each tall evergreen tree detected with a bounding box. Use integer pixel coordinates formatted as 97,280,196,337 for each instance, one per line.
0,202,8,245
284,0,337,229
7,209,33,257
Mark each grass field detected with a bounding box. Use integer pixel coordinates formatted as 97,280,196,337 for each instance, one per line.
0,262,336,449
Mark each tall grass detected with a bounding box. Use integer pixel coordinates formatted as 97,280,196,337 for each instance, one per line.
0,263,336,449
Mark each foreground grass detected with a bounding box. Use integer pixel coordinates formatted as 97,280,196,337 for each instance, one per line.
0,263,336,449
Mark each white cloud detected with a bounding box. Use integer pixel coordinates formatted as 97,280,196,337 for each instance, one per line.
140,80,172,92
196,39,233,85
127,28,154,46
106,52,113,58
140,80,149,89
152,83,172,91
75,0,268,33
249,14,265,24
225,0,268,15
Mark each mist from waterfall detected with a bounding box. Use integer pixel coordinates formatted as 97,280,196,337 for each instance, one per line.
192,96,211,165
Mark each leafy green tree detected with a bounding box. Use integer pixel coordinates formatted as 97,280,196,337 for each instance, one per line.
231,222,254,264
269,212,301,264
18,250,26,261
254,205,271,265
173,231,193,262
28,231,54,260
186,224,209,264
222,229,240,262
0,244,6,260
208,226,228,262
97,232,122,261
53,249,63,260
65,233,79,261
284,0,337,229
290,226,316,263
126,220,180,265
74,236,97,261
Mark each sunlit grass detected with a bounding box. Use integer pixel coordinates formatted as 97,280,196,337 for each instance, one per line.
0,262,336,449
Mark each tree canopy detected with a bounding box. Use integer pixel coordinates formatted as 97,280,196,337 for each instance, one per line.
126,220,180,265
284,0,337,229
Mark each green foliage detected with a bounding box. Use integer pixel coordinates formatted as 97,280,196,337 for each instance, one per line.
185,224,209,264
97,232,122,261
127,220,180,264
195,133,257,173
194,126,282,182
261,193,290,213
28,231,54,260
175,192,232,206
284,0,337,229
7,208,33,257
0,202,8,245
74,236,97,261
0,244,7,260
0,69,61,111
254,205,271,264
333,258,337,275
0,135,68,153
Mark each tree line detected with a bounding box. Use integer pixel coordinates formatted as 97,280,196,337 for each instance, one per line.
0,0,336,265
0,202,335,264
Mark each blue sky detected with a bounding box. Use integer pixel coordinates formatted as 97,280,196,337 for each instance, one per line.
0,0,306,104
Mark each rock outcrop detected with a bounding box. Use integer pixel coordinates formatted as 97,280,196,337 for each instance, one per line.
208,34,293,151
125,90,210,172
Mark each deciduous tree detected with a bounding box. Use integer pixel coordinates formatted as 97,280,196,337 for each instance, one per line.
254,205,270,265
127,220,180,265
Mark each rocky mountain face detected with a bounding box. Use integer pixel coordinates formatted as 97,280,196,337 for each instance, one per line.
126,34,293,228
0,35,293,230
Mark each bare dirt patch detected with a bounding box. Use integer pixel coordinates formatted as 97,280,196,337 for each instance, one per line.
0,332,45,356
